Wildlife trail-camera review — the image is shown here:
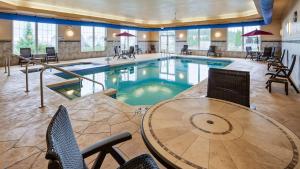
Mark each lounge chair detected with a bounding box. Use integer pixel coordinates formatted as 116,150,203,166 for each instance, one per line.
257,47,272,61
207,45,217,56
127,46,136,59
267,49,286,70
113,46,121,59
207,68,250,107
245,46,255,60
149,45,156,53
135,45,142,54
45,47,59,63
181,45,192,55
19,48,34,66
45,105,159,169
266,55,299,94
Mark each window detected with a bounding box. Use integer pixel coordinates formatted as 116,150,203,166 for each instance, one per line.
120,29,137,50
227,27,243,51
81,26,106,52
159,30,175,53
187,29,211,50
13,21,57,54
227,26,261,51
37,23,57,53
187,29,198,50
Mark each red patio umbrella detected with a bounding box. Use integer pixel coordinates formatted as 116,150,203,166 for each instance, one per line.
116,32,136,50
242,29,273,51
116,32,135,37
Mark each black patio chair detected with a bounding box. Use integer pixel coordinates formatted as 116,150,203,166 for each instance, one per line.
149,45,156,53
19,48,34,66
207,45,217,56
266,55,299,94
46,47,59,63
207,68,250,107
114,46,124,59
245,46,255,60
267,49,286,70
135,45,142,54
181,45,192,55
257,47,272,61
127,46,136,59
45,105,159,169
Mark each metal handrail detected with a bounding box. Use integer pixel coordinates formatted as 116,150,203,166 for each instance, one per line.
7,55,105,108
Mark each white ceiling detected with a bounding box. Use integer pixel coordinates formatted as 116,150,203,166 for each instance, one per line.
1,0,259,25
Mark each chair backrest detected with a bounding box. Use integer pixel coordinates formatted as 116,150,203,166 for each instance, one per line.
208,45,216,52
245,46,252,53
20,48,32,58
182,45,188,51
114,46,119,55
280,49,286,62
45,105,86,169
262,47,272,57
46,47,56,56
207,68,250,107
271,47,276,57
150,44,155,51
129,46,134,54
287,55,297,77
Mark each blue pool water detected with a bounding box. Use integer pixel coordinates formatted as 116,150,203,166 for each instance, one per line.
51,57,232,105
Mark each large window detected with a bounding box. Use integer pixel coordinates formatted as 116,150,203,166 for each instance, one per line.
227,27,243,51
13,21,57,54
187,29,211,50
81,26,106,52
159,30,175,53
120,29,137,50
227,26,260,51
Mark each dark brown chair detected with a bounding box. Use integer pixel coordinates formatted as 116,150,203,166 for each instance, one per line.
135,45,142,54
266,55,299,94
149,45,156,53
45,47,59,63
267,49,286,70
181,45,192,55
257,47,272,61
207,45,217,56
245,46,255,60
19,48,34,66
207,68,250,107
45,105,159,169
127,46,136,59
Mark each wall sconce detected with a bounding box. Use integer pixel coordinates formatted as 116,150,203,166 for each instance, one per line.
214,31,222,38
179,33,184,39
65,27,74,37
279,29,283,36
286,22,291,35
113,33,117,38
143,34,147,39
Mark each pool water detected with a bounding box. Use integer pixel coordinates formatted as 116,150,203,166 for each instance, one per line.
51,57,231,105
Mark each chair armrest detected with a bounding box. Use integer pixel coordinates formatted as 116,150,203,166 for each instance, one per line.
81,132,132,158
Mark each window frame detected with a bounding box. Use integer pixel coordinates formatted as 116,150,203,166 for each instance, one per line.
81,26,107,52
227,26,261,51
187,28,211,50
13,20,58,55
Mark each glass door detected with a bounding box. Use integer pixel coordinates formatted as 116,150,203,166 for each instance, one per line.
159,31,175,53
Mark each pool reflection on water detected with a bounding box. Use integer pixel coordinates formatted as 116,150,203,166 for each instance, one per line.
52,58,231,105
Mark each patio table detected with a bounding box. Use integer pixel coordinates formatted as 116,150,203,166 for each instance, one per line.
141,97,300,169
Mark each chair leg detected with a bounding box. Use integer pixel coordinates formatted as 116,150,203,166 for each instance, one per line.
268,81,272,93
91,151,107,169
285,82,288,95
287,77,300,93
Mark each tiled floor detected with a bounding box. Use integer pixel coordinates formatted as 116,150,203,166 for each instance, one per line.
0,54,300,169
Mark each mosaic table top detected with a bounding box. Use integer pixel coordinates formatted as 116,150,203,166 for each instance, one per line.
141,97,300,169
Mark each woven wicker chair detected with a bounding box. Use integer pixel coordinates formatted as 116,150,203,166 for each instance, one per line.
45,105,159,169
207,68,250,107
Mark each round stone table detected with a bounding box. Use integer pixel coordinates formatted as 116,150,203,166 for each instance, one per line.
141,97,300,169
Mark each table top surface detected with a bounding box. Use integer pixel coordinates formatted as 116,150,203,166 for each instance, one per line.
141,97,300,169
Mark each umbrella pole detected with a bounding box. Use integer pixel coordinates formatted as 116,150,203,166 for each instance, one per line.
257,36,259,51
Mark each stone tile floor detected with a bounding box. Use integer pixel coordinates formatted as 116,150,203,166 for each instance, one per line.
0,54,300,169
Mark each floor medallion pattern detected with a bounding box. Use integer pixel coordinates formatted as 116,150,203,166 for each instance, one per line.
142,97,300,169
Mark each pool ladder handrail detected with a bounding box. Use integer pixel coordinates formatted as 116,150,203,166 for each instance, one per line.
4,55,105,108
